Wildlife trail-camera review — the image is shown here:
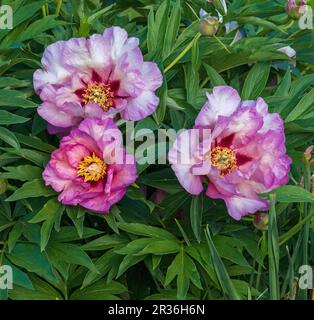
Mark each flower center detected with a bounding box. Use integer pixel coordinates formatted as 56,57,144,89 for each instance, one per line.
77,153,107,182
82,82,114,111
211,146,238,176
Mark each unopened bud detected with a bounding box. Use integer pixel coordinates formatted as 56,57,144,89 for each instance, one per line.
286,0,307,20
0,179,7,194
253,213,269,231
199,17,219,36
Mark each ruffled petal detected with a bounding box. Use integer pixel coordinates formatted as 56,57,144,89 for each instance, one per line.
120,91,160,121
195,86,241,129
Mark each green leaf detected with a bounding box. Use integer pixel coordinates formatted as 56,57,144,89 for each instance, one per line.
242,62,271,100
139,169,183,194
116,255,146,278
204,227,240,300
203,63,226,86
29,198,65,251
0,165,42,181
16,16,67,42
46,242,98,273
269,185,314,203
5,179,56,201
7,244,56,283
137,239,181,255
66,206,85,238
82,234,128,251
117,222,177,240
0,126,20,149
8,222,24,253
0,90,37,108
14,133,55,153
8,275,62,300
50,226,103,243
0,77,29,89
0,110,30,125
163,0,181,59
190,194,203,243
165,248,202,300
71,280,126,300
286,88,314,122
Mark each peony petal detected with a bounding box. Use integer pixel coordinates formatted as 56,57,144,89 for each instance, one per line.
195,86,241,129
38,102,81,128
120,91,160,121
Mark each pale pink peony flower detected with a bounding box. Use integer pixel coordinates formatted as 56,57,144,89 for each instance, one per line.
34,26,163,134
168,86,291,220
43,117,137,213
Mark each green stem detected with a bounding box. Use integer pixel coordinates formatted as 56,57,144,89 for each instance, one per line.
45,3,49,16
214,35,232,54
55,0,63,16
41,5,46,17
186,2,200,21
164,33,201,74
175,219,191,246
200,76,209,88
300,154,311,300
268,194,280,300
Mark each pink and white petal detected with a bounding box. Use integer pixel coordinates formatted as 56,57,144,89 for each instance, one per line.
225,196,269,220
109,159,138,192
63,38,91,73
171,164,204,195
33,41,70,92
217,107,263,148
61,129,101,156
58,183,87,205
78,118,118,147
80,189,126,214
43,163,70,193
140,62,163,91
87,34,112,71
120,91,159,121
65,144,90,168
102,27,139,63
38,102,80,128
195,86,241,129
83,103,106,119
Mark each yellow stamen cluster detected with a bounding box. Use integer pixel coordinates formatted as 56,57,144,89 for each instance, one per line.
82,82,114,111
77,153,107,182
211,146,238,176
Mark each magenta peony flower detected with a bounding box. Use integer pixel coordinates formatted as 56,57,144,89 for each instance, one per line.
34,26,163,134
168,86,291,220
43,117,137,213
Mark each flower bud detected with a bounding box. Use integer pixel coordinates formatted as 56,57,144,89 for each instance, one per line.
199,16,219,36
0,179,7,195
253,213,269,231
286,0,307,20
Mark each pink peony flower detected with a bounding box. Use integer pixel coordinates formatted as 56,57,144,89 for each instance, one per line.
34,26,163,134
43,117,137,213
168,86,291,220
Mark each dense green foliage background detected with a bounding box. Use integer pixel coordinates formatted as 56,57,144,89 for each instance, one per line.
0,0,313,300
